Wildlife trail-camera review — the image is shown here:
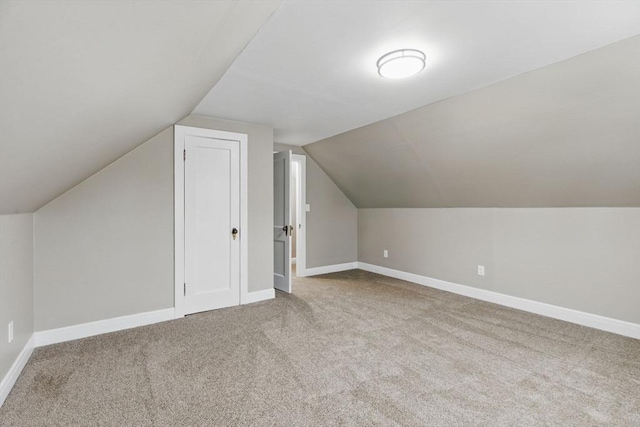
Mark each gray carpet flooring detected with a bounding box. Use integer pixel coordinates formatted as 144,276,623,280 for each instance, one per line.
1,269,639,426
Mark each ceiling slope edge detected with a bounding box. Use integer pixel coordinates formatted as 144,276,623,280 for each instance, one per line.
0,0,282,214
303,36,640,209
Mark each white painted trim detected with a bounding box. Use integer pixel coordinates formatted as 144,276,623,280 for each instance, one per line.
303,262,359,277
243,288,276,305
0,334,35,407
291,154,307,278
174,126,249,315
239,130,249,305
174,126,185,318
357,262,640,339
35,308,175,347
3,308,175,405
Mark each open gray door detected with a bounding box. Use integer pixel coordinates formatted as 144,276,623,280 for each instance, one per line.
273,150,292,293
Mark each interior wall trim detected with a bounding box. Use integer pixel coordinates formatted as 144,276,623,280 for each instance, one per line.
357,262,640,339
34,308,175,347
0,334,35,408
243,289,276,305
302,262,359,277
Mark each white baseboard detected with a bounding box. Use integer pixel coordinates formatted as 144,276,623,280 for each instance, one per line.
302,262,359,277
357,262,640,339
0,334,35,408
35,308,175,347
242,288,275,304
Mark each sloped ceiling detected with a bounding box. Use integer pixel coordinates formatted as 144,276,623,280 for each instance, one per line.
304,36,640,208
194,0,640,145
0,0,281,214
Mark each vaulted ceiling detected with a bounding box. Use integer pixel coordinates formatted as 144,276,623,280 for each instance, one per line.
1,1,639,213
0,0,280,214
304,36,640,208
195,0,640,145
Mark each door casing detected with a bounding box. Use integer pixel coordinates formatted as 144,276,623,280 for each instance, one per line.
291,154,307,277
174,125,248,318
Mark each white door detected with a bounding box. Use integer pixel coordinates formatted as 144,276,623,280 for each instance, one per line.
185,135,240,314
273,150,292,293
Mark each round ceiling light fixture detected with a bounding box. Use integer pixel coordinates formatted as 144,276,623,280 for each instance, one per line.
377,49,426,79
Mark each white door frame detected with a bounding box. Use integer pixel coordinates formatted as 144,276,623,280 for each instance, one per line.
291,154,307,277
273,150,292,292
174,125,248,318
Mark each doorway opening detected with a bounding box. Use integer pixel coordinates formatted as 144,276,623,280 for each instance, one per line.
273,151,306,293
291,154,306,279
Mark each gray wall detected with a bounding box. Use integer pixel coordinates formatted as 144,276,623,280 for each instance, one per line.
305,36,640,209
274,143,357,268
0,0,282,215
358,208,640,324
34,130,174,331
178,115,274,293
0,214,34,381
34,115,274,331
306,156,357,268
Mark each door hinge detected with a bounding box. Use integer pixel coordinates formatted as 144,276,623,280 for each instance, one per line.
183,149,186,161
183,283,186,296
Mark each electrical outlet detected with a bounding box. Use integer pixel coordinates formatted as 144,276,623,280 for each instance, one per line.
8,321,13,343
305,204,311,212
477,265,485,276
383,250,389,258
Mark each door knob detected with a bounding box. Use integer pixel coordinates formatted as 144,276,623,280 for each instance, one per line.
232,228,238,240
282,225,288,235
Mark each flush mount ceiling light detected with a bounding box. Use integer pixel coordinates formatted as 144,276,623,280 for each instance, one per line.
377,49,426,79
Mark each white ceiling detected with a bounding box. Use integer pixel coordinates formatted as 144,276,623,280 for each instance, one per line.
194,0,640,146
0,0,281,214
